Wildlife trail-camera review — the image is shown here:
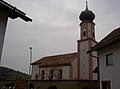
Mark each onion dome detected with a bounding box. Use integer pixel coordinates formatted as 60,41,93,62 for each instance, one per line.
79,1,95,21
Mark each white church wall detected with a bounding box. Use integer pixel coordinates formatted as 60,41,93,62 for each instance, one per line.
79,41,89,79
36,66,70,80
62,66,70,79
88,23,92,38
31,65,39,80
71,58,77,79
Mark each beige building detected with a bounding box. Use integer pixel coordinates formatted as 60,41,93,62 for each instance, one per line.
31,2,97,80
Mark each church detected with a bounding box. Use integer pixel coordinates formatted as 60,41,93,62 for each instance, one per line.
31,2,98,80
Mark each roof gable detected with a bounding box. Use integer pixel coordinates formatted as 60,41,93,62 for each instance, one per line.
98,27,120,44
88,27,120,52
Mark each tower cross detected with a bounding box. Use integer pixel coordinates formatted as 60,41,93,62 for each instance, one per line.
86,1,88,10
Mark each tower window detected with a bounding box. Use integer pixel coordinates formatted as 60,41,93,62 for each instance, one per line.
83,31,86,36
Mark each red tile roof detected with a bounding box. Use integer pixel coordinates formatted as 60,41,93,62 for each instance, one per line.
31,52,77,68
88,27,120,53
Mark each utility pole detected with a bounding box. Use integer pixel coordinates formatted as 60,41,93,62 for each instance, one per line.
28,47,32,89
29,47,32,76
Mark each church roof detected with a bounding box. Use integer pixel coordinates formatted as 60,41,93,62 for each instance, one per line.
31,52,77,68
87,27,120,53
0,0,32,22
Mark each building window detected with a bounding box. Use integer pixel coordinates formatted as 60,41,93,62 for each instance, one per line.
102,81,111,89
58,69,62,79
41,70,45,80
106,53,113,66
49,69,53,79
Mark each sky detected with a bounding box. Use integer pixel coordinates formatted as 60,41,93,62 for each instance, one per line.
1,0,120,74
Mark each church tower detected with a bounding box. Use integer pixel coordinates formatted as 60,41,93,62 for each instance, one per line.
77,2,97,80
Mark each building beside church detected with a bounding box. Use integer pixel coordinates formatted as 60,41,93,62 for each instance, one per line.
31,2,97,80
88,27,120,89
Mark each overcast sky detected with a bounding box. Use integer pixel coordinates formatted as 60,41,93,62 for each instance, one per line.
1,0,120,74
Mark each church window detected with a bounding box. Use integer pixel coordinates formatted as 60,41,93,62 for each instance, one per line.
58,69,62,79
49,69,53,79
106,53,113,66
41,70,45,79
83,31,86,36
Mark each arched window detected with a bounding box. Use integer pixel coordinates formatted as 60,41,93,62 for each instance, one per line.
41,70,45,80
83,31,86,36
49,69,53,79
58,69,62,79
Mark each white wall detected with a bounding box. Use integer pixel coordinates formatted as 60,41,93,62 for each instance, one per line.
71,58,77,79
79,41,89,79
31,65,39,80
98,41,120,89
31,65,71,80
79,40,97,80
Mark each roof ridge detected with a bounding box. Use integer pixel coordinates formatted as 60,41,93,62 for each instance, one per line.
31,52,77,65
88,27,120,53
43,52,77,58
97,27,120,45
